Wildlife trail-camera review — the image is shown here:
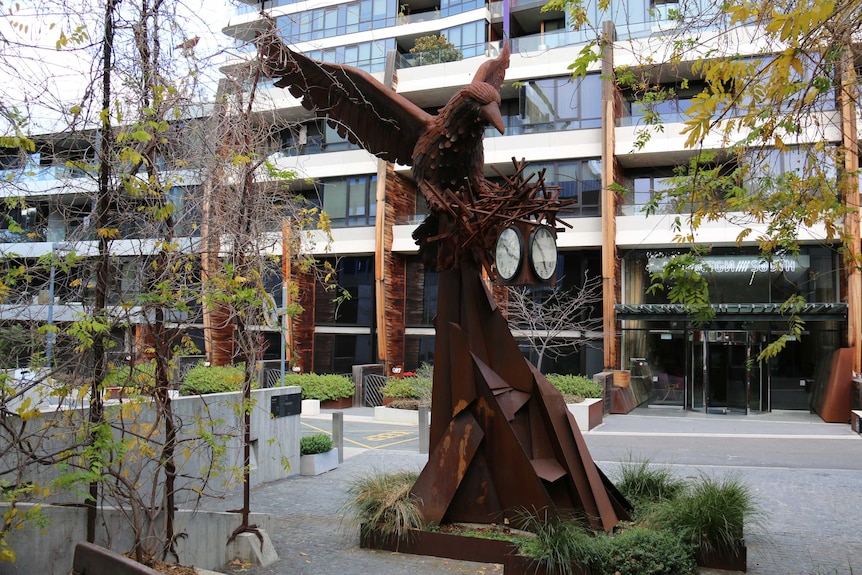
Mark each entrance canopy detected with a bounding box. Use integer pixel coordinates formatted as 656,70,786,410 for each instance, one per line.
615,302,848,322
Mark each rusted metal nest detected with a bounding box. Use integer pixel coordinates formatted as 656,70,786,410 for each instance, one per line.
416,158,577,275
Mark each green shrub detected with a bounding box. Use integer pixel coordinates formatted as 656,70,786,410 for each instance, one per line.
381,363,433,404
300,433,333,455
546,374,602,399
648,473,759,553
344,470,423,539
597,526,697,575
103,361,156,388
518,518,696,575
380,378,420,399
282,372,354,401
181,364,247,395
615,458,686,513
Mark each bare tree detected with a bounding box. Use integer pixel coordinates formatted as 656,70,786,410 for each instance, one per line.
505,273,603,372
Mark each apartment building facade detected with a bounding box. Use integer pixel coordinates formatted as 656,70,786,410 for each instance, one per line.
2,0,857,414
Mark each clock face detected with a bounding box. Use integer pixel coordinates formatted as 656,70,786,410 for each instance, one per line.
530,226,557,281
495,226,523,282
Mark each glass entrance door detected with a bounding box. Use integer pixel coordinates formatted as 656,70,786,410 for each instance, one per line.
707,342,748,411
690,331,756,412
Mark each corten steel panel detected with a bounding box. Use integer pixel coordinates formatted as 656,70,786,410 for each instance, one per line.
411,409,485,525
815,347,854,423
447,322,477,418
414,263,628,532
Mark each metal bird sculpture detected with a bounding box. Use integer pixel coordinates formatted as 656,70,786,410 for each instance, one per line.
255,30,629,535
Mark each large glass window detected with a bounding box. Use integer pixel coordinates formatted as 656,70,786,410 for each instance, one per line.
320,174,376,227
306,38,395,72
520,159,602,217
405,257,438,325
314,256,375,325
442,21,485,58
488,74,602,136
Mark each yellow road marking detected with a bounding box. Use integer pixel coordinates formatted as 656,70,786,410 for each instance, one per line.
301,422,417,450
366,431,411,441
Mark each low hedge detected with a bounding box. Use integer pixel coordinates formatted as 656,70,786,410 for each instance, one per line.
282,372,354,401
300,433,334,455
380,377,421,399
181,364,249,395
546,374,602,399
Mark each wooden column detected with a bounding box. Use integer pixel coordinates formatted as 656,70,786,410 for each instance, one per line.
600,20,618,370
839,49,861,374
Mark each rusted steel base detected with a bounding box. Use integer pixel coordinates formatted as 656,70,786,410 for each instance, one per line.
696,542,748,572
360,525,517,564
412,262,630,533
360,525,590,574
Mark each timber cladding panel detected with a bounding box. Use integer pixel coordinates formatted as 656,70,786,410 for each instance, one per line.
381,167,415,368
291,266,316,372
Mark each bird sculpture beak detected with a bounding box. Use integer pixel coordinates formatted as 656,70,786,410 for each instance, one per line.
481,101,505,134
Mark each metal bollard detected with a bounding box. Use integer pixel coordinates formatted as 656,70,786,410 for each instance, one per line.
418,406,430,454
332,411,344,463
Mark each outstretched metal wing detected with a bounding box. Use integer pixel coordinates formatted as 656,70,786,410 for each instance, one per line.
257,34,432,167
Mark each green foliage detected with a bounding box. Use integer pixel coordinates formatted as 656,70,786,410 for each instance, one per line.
647,473,760,553
380,378,420,399
181,364,248,395
516,513,598,575
409,35,462,65
614,458,686,513
646,251,715,325
596,526,697,575
103,361,156,389
281,372,354,401
546,374,602,399
344,470,424,539
300,433,333,455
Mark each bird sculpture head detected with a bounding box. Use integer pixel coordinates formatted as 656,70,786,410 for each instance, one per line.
448,82,505,135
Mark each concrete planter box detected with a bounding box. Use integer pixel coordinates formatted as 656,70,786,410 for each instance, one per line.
321,396,353,409
300,448,339,476
374,405,420,424
301,399,320,415
566,398,603,431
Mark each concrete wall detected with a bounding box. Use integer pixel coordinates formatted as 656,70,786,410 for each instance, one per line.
0,503,275,574
0,386,301,573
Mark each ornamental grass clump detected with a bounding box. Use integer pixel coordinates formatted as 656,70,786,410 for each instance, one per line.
615,457,686,514
647,472,760,554
344,470,424,539
515,513,597,575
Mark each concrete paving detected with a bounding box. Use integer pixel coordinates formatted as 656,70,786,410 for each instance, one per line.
208,407,862,575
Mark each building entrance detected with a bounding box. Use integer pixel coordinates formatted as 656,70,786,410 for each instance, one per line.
690,331,759,413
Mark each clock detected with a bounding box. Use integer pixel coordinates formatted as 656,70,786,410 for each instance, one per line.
495,225,523,282
529,225,557,281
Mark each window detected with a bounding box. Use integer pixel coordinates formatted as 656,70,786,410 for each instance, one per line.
320,175,377,227
517,75,602,133
627,169,676,214
314,256,375,325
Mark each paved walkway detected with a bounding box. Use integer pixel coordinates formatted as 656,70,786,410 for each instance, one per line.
210,408,862,575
